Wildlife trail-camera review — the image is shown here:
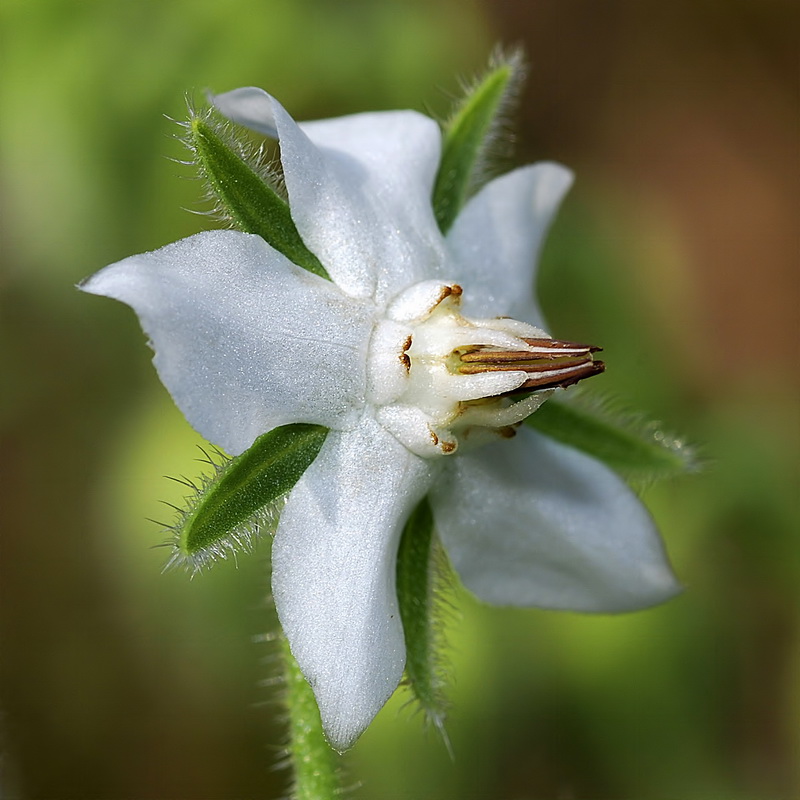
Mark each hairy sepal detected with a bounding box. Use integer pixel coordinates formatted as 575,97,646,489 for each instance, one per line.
165,423,329,572
527,394,699,485
432,48,525,233
186,112,330,280
396,497,451,739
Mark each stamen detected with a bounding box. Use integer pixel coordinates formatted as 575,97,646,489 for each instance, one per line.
452,337,605,392
523,337,602,354
457,355,595,375
511,359,605,392
459,338,602,363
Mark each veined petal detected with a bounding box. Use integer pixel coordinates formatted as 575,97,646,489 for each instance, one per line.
444,163,573,325
272,415,434,751
81,230,371,455
213,87,445,305
430,427,681,612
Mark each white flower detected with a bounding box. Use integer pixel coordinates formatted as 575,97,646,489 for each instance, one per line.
82,88,680,751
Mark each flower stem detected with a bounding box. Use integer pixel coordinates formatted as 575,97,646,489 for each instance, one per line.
280,634,341,800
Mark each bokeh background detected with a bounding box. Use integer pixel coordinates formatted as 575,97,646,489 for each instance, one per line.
1,1,797,798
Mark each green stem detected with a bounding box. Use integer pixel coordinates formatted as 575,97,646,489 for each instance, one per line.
280,635,341,800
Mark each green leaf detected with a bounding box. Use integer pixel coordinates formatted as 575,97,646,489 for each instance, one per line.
188,115,330,280
167,423,328,570
396,497,449,735
526,397,699,483
280,634,342,796
432,49,524,233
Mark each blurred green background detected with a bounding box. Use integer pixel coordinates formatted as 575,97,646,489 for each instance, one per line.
1,1,797,798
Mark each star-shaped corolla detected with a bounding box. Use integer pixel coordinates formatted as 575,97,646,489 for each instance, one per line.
82,88,680,751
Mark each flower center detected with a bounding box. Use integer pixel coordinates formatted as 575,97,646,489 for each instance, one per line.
367,280,604,457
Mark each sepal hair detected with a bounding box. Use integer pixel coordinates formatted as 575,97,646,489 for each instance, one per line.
396,498,456,747
540,388,702,488
403,536,457,755
447,46,527,196
160,446,284,574
161,424,328,574
177,98,330,279
432,46,527,233
178,98,285,227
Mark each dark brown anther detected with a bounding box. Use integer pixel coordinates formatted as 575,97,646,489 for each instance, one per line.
460,337,601,363
399,335,413,372
453,336,605,393
523,337,602,354
496,425,518,438
510,359,606,393
457,355,595,375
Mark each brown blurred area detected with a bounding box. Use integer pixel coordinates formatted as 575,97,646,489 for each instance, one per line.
491,0,799,397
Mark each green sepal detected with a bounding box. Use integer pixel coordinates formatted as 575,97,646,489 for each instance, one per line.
526,397,698,483
280,634,342,796
167,423,328,570
432,50,524,233
396,497,449,732
188,115,330,280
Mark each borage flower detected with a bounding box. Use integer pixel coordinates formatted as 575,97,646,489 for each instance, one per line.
82,85,680,751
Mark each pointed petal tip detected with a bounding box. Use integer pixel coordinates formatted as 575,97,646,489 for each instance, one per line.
591,560,683,614
633,562,685,609
75,274,94,293
320,714,362,754
302,652,405,752
532,160,575,203
295,651,404,753
79,259,127,297
210,86,279,139
77,263,122,300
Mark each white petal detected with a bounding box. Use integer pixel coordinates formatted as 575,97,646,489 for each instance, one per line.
81,231,371,455
445,163,573,325
430,426,681,612
213,87,445,305
272,415,434,751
